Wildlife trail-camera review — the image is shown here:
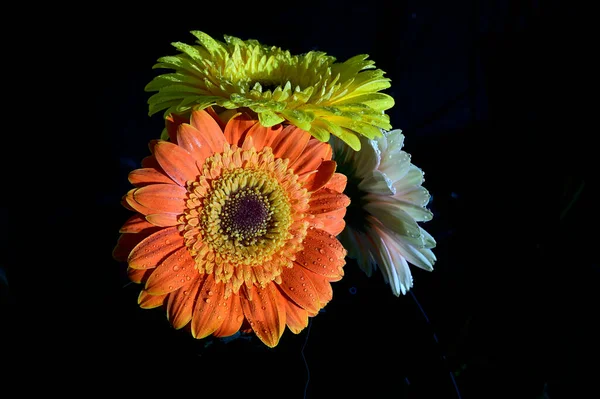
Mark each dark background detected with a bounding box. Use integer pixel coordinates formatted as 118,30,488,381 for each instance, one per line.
3,1,593,398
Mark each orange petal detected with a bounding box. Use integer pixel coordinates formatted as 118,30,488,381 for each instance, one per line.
213,292,244,338
279,266,320,315
141,155,160,169
204,106,227,131
244,123,281,152
303,160,337,192
146,213,180,227
112,227,161,262
304,269,333,307
127,267,153,284
153,141,199,186
119,214,154,233
145,246,197,295
240,283,286,348
310,208,347,236
295,227,346,280
133,184,187,215
289,139,332,175
128,227,184,269
269,125,311,163
123,189,155,216
176,123,214,165
308,187,351,215
166,113,190,143
138,290,167,309
128,168,175,187
281,294,309,334
191,274,228,339
189,110,226,153
167,274,203,330
223,113,256,146
324,173,347,193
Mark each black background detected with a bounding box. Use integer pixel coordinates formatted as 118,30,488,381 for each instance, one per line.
3,1,593,398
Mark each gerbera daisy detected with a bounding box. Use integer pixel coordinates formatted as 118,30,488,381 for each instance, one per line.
113,108,350,347
331,128,436,296
145,30,394,150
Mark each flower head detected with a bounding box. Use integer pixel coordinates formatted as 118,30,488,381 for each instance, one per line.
113,108,350,347
331,129,436,296
145,31,394,150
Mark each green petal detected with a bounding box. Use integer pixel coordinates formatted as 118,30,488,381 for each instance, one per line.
332,93,395,111
258,110,285,127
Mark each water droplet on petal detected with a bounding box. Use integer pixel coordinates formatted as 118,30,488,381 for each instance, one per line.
208,290,214,296
168,286,173,290
318,248,325,254
205,298,211,303
186,276,191,281
173,265,180,271
289,287,295,291
261,306,266,310
165,239,171,244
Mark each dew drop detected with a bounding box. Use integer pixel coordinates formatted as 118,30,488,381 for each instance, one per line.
300,276,305,281
183,291,189,295
303,288,308,292
237,315,244,322
205,298,211,303
318,248,325,254
302,283,306,287
261,306,266,310
329,257,334,262
180,279,185,283
217,315,223,320
165,239,171,244
208,290,214,296
317,258,322,262
186,276,191,281
289,287,295,291
173,265,180,271
168,286,173,290
328,243,334,247
312,261,318,265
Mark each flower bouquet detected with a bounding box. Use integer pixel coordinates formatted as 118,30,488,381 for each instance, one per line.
113,31,436,347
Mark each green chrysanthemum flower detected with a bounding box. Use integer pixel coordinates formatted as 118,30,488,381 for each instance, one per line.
145,30,395,150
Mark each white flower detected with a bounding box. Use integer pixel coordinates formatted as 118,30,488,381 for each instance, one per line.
331,129,436,296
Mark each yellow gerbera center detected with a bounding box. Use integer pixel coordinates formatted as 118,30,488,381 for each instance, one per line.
178,145,310,294
201,168,292,265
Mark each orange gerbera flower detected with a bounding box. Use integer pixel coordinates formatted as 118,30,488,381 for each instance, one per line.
113,108,350,347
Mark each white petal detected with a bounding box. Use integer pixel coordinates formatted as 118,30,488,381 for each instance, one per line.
363,198,422,239
379,150,411,184
395,186,431,208
420,227,437,249
368,219,413,296
390,230,435,271
358,170,394,195
393,165,424,192
394,200,433,222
